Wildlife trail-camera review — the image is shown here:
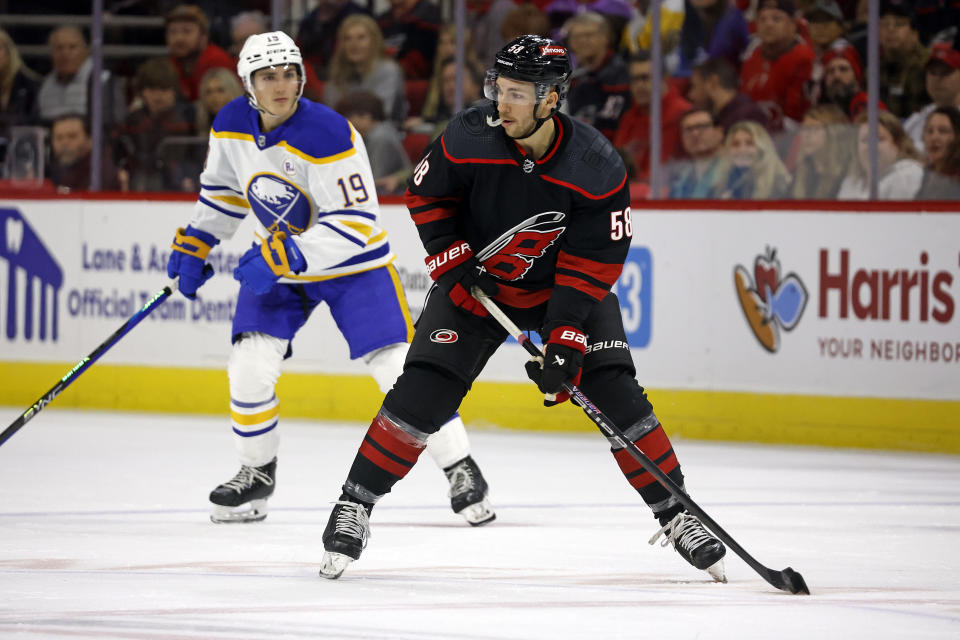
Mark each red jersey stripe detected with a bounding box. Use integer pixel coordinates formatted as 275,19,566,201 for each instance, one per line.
540,172,627,200
412,208,456,225
557,251,623,285
555,273,609,300
359,440,413,477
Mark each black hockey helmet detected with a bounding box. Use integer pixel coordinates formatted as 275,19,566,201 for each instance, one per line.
486,35,572,106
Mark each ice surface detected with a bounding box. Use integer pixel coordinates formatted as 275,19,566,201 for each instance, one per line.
1,409,958,639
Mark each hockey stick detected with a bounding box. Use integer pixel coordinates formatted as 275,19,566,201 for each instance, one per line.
1,281,178,448
472,288,810,595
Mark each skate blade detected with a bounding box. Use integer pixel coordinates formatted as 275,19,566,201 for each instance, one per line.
705,558,727,583
210,499,268,524
457,497,496,526
319,552,353,579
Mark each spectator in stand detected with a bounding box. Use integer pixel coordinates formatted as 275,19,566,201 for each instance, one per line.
713,120,790,198
804,0,848,56
564,10,631,141
324,14,408,125
406,56,485,136
689,57,768,133
0,29,40,129
112,58,196,192
837,110,924,199
917,137,960,199
676,0,749,79
817,42,868,117
49,113,122,193
470,0,521,65
165,4,235,102
407,23,482,132
667,107,728,197
614,51,691,182
500,2,552,42
904,43,960,152
622,0,685,68
376,0,442,81
334,90,411,195
878,1,930,119
740,0,816,130
195,67,243,133
36,26,123,126
920,105,960,172
788,103,854,199
910,0,960,50
228,11,269,58
297,0,370,82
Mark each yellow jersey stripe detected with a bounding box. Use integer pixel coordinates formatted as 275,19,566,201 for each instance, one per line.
231,405,279,426
211,194,251,208
386,263,415,343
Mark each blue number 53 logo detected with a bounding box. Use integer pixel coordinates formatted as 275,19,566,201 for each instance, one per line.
611,247,651,348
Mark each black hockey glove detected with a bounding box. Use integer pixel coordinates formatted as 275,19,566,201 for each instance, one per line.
425,240,499,317
525,326,587,406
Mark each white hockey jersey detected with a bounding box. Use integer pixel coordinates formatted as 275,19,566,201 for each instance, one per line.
187,96,393,282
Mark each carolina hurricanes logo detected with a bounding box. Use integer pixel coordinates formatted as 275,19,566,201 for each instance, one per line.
476,212,566,281
430,329,459,343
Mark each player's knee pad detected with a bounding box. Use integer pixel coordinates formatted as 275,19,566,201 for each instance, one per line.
384,363,468,434
578,365,655,433
228,332,286,401
363,342,409,394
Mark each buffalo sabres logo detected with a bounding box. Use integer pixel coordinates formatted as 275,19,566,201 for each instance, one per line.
476,211,565,281
246,173,312,235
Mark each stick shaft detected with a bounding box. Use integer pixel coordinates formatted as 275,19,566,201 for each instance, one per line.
1,283,175,447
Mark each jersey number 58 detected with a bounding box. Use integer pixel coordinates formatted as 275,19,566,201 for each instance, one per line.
610,207,632,241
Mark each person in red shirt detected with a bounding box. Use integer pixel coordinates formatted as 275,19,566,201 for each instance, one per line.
165,4,235,102
739,0,815,130
614,52,691,181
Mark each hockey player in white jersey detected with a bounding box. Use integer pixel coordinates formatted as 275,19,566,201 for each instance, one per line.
165,31,495,526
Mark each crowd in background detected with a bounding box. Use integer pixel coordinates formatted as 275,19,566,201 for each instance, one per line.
1,0,958,200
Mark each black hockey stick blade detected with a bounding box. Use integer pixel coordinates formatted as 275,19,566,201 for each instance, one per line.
472,287,810,595
1,281,176,448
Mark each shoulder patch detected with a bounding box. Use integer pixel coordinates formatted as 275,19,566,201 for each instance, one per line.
548,117,627,198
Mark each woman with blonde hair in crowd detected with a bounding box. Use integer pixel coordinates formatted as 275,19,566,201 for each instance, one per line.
789,104,855,199
837,110,924,200
0,28,41,127
195,67,243,133
714,120,791,199
324,14,407,124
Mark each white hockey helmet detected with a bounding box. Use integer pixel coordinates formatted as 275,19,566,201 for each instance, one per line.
237,31,305,111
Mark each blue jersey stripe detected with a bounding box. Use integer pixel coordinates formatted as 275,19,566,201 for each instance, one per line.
199,195,247,220
328,242,391,269
316,209,378,223
201,183,243,194
319,221,367,247
231,395,277,409
233,421,278,437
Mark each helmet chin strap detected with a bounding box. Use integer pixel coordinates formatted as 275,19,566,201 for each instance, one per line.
510,101,555,140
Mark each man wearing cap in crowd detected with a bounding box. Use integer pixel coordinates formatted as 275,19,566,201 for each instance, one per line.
878,0,930,118
165,3,236,102
805,0,849,57
819,42,866,117
904,42,960,151
739,0,816,130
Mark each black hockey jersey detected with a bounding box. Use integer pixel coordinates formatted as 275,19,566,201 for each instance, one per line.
404,103,631,332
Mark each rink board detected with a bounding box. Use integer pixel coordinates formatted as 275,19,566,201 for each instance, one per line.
1,197,958,452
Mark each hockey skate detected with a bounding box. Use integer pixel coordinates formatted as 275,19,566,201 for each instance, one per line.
208,458,276,523
319,500,370,579
649,510,727,583
444,456,496,526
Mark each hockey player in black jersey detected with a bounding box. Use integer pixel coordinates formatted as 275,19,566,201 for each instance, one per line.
319,34,727,581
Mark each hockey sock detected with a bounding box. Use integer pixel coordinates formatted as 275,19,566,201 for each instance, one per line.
343,409,429,501
611,418,685,519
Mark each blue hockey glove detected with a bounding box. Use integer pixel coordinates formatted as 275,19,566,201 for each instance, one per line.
234,231,306,295
167,226,219,299
524,326,586,406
